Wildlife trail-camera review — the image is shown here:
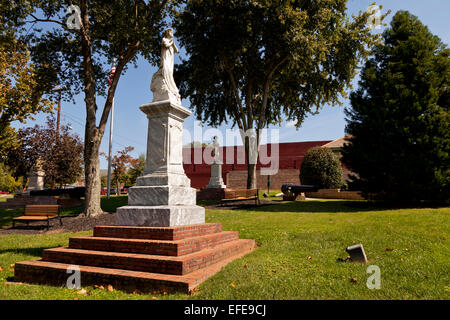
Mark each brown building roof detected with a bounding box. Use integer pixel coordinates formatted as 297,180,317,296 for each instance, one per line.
322,136,351,150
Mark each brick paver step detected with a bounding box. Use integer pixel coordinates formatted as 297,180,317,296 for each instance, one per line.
14,242,256,294
43,239,255,275
69,231,239,256
93,223,222,241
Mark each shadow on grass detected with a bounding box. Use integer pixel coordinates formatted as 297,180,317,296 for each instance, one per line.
101,195,128,212
0,245,57,257
0,209,23,228
226,200,442,213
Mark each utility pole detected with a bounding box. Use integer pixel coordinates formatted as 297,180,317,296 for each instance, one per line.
106,59,117,199
57,89,62,137
51,86,65,138
106,97,115,199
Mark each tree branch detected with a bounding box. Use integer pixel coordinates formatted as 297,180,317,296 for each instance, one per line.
258,56,288,130
221,51,247,130
98,43,140,134
28,13,65,27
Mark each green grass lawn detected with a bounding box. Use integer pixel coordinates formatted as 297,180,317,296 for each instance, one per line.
0,197,448,300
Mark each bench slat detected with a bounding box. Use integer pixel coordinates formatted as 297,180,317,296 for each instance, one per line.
221,189,259,204
24,205,59,216
13,216,58,221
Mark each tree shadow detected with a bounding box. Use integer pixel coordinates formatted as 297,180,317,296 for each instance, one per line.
0,245,57,257
227,200,443,213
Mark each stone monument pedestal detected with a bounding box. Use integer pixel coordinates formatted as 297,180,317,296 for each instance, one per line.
116,100,204,227
197,162,228,201
26,167,45,194
206,162,226,189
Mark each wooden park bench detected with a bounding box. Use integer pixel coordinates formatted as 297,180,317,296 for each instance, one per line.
13,205,62,229
221,189,260,206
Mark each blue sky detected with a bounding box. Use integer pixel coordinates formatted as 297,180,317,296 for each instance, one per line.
11,0,450,169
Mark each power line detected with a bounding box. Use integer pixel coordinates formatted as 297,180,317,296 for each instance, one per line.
63,110,145,148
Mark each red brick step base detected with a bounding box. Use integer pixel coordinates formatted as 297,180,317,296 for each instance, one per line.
14,223,256,294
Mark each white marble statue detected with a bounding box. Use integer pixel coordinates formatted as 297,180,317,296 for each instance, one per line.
212,136,220,164
150,28,181,104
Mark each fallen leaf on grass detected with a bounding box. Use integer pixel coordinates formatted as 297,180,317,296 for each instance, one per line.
243,264,248,269
10,264,14,268
132,289,141,295
77,289,87,295
73,298,79,301
230,282,236,288
189,288,199,295
94,285,105,290
307,256,312,260
0,267,3,272
107,284,114,292
350,278,358,284
401,258,405,262
152,296,157,300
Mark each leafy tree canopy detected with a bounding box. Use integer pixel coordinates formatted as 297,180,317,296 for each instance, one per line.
6,116,84,188
174,0,388,188
342,11,450,203
2,0,176,215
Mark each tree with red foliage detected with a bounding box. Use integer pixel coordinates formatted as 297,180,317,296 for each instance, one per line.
7,116,83,188
101,146,138,195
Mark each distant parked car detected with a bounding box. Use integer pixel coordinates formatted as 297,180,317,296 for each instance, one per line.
100,188,117,195
121,186,131,193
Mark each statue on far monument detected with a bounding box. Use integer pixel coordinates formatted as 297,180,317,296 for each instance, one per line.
212,136,222,164
27,158,45,193
150,28,181,105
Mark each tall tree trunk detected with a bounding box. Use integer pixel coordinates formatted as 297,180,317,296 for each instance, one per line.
247,163,257,189
80,0,103,217
244,136,258,189
84,129,102,216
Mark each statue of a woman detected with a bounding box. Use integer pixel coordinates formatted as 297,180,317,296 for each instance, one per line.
151,28,181,104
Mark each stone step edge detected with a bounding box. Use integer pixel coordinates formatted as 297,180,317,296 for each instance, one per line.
93,223,222,241
43,239,255,275
13,242,256,294
69,231,239,256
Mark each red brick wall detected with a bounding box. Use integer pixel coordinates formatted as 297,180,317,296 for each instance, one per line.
183,141,331,189
226,169,300,190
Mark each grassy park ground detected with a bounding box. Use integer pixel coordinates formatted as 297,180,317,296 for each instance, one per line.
0,194,448,300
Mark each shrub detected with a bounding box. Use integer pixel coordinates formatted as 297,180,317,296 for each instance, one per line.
300,147,343,189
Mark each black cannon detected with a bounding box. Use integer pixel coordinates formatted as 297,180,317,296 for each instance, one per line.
281,184,319,201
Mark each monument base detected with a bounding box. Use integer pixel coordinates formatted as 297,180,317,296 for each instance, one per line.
14,223,255,294
197,188,228,201
116,205,205,227
128,185,197,206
